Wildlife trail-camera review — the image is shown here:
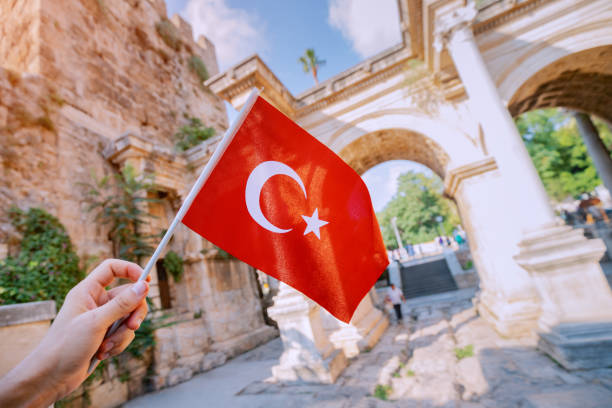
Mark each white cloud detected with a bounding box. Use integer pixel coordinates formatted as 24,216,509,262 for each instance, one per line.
362,161,431,212
183,0,265,70
328,0,401,58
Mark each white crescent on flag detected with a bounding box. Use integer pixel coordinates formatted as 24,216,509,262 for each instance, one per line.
244,161,307,233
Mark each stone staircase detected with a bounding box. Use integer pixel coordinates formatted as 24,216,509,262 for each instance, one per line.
400,258,458,299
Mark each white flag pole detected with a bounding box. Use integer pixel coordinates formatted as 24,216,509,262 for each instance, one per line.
88,88,260,373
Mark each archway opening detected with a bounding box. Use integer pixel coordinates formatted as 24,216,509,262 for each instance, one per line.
338,128,478,298
508,45,612,285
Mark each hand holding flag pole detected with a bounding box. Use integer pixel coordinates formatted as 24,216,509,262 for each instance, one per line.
87,89,262,374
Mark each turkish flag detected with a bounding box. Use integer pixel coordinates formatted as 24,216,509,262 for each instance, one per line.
182,95,388,322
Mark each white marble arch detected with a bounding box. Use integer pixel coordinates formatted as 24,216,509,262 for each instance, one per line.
495,21,612,105
328,109,483,176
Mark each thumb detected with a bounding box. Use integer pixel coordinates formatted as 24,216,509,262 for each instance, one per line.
96,281,148,327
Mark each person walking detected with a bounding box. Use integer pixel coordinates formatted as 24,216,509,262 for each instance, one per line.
386,283,406,323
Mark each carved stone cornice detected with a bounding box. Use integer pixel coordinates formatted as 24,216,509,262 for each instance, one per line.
473,0,557,35
295,45,412,116
184,135,221,170
206,45,414,119
444,156,497,197
104,132,189,196
206,55,296,117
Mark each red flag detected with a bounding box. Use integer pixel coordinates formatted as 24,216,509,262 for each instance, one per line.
182,95,388,322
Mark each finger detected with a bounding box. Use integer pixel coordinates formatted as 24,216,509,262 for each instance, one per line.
125,299,148,331
94,281,149,327
97,324,135,360
88,259,144,287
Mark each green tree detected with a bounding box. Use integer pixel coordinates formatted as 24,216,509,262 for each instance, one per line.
516,109,612,202
83,165,158,263
377,171,460,248
299,48,325,85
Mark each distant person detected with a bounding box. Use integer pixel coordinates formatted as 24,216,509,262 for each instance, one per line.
455,233,464,245
385,283,406,323
406,243,415,257
438,236,444,247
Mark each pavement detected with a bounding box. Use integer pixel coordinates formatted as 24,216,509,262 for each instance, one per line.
126,290,612,408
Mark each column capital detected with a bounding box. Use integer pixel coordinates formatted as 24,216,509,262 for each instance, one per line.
444,156,498,197
433,4,478,52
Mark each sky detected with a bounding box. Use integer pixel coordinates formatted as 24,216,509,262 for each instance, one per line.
165,0,426,212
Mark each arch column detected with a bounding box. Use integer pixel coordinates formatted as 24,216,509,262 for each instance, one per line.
438,5,612,369
573,112,612,195
445,158,541,337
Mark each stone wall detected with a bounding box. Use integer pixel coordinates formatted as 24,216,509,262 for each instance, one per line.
0,301,56,377
0,0,227,141
0,1,277,406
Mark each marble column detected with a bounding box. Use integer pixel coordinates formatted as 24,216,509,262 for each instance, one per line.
435,5,555,234
268,283,347,383
329,293,389,358
438,4,612,368
574,112,612,195
445,158,541,337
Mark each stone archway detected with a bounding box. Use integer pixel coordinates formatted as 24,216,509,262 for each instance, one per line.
506,44,612,202
337,128,450,179
507,45,612,121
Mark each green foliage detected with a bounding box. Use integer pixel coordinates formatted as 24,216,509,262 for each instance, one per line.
163,250,184,282
83,165,158,263
516,109,612,202
461,260,473,270
188,55,209,83
406,369,415,377
373,384,392,400
125,312,156,359
155,18,181,51
0,208,84,307
174,117,215,151
454,344,474,360
377,171,460,248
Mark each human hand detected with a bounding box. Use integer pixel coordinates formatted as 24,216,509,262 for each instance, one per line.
0,259,150,407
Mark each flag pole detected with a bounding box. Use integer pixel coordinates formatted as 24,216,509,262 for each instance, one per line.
88,88,260,374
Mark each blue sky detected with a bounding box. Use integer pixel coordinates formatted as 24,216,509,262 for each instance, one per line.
165,0,424,212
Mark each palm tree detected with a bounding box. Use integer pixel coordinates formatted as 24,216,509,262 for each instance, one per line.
299,48,326,85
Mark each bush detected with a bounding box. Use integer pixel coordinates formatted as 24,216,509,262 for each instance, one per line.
174,117,215,151
155,18,181,51
0,208,84,307
188,55,209,83
163,250,184,282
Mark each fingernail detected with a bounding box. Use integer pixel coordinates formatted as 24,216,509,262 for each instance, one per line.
131,281,147,295
101,352,109,360
135,318,143,328
104,341,114,352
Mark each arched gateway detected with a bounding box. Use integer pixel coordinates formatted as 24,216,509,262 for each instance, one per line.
207,0,612,370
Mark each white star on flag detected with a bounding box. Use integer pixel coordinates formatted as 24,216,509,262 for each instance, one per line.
302,208,329,239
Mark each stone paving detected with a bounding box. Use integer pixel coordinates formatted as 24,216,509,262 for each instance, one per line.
126,292,612,408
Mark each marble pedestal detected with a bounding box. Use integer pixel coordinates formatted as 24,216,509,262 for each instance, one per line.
329,293,389,357
515,223,612,369
268,283,347,383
